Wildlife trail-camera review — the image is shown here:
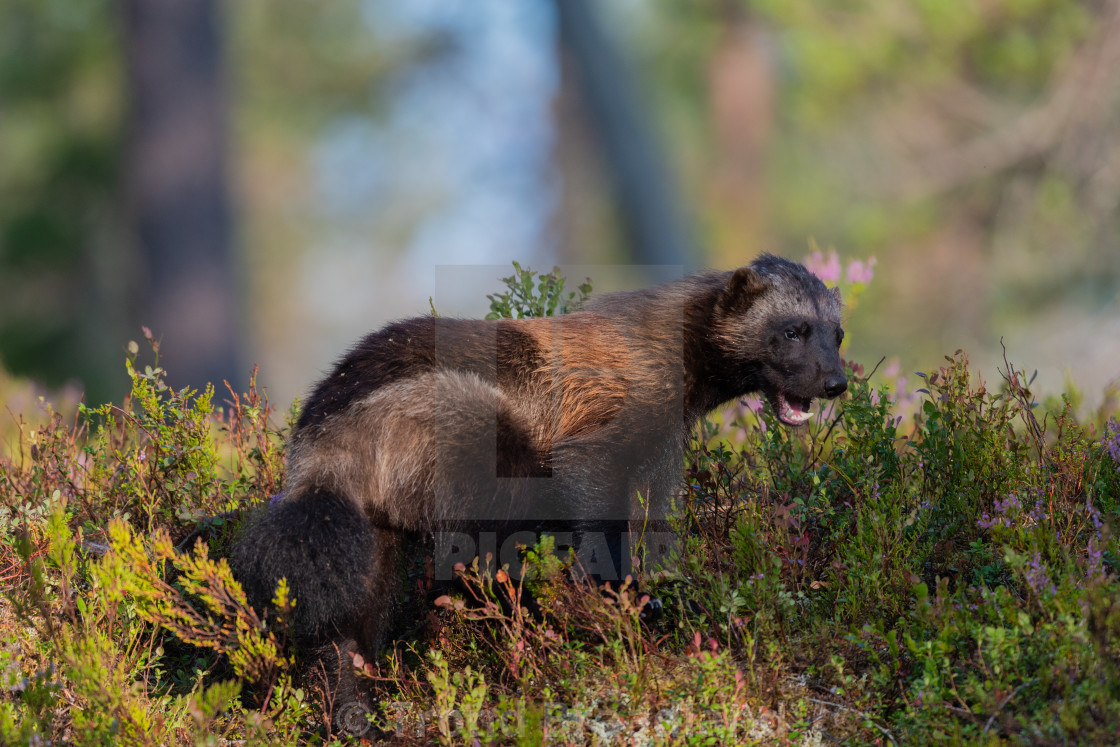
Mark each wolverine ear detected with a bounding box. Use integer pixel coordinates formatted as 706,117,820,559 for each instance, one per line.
717,267,767,315
830,286,843,305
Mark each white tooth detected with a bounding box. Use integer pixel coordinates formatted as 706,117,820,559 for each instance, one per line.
783,405,812,423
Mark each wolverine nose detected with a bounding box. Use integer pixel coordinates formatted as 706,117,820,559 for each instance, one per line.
824,376,848,398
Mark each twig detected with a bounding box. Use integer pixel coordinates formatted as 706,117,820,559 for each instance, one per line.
982,678,1038,735
997,338,1047,462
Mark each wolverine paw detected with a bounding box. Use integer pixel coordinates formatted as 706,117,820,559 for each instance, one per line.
639,595,663,622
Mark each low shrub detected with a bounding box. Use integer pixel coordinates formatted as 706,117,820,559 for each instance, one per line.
1,263,1117,744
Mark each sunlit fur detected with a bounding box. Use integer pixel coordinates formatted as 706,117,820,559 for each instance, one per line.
231,254,847,717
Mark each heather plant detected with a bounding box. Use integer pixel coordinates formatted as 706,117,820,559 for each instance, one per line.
1,259,1118,744
485,261,593,320
0,333,292,745
802,241,876,312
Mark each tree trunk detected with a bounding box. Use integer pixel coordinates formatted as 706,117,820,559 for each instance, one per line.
121,0,242,392
554,0,696,276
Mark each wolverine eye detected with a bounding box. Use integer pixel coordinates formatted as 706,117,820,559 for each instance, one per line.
837,328,846,345
784,329,800,341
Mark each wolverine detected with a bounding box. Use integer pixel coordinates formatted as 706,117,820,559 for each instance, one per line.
231,254,848,714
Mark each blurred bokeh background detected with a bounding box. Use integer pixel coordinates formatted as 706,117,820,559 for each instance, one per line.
1,0,1118,412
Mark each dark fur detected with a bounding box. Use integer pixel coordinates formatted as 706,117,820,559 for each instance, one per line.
230,254,847,722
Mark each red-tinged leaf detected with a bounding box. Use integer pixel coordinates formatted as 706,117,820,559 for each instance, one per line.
351,652,365,669
434,595,453,608
495,569,509,583
453,562,466,573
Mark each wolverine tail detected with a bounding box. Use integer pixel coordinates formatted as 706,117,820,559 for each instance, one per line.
230,490,377,644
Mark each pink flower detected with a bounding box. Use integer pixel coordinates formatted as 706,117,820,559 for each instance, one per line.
741,396,767,433
845,257,877,285
803,249,842,283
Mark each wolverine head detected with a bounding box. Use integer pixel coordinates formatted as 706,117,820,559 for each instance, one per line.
714,255,848,426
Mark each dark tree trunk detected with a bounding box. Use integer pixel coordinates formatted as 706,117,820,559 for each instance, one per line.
554,0,697,277
121,0,242,392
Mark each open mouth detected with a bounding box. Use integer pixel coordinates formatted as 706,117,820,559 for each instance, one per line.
769,391,815,427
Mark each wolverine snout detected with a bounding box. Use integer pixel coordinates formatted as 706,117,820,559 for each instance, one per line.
824,375,848,398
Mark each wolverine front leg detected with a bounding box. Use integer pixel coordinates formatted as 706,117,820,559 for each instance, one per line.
569,518,632,583
541,469,636,585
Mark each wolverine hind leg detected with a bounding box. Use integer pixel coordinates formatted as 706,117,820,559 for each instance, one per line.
230,490,404,713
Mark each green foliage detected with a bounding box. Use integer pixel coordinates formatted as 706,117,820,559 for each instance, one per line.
0,335,290,745
426,650,491,746
485,261,593,320
675,347,1120,743
748,0,1089,120
0,0,123,400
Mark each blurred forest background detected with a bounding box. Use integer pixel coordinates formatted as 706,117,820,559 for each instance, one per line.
1,0,1118,411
